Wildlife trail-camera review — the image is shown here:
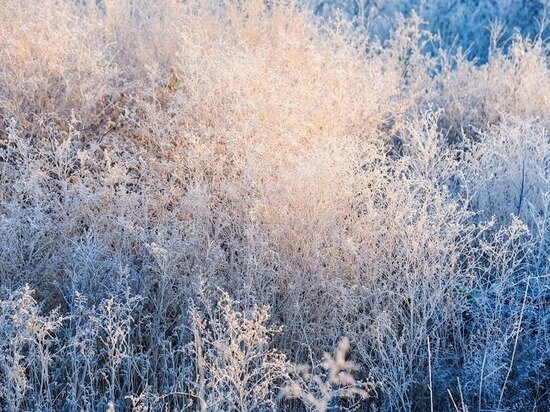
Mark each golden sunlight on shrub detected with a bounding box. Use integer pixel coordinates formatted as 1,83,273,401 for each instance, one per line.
0,0,548,410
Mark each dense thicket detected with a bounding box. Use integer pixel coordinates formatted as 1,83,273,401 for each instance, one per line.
0,1,548,411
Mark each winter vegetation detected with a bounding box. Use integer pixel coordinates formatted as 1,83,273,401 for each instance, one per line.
0,0,549,410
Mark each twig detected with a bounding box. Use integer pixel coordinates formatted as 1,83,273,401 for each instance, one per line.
427,336,434,412
497,276,530,410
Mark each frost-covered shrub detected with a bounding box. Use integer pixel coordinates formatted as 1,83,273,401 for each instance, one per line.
310,0,550,61
467,121,550,232
190,290,289,411
0,0,548,411
0,286,63,411
284,337,374,412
